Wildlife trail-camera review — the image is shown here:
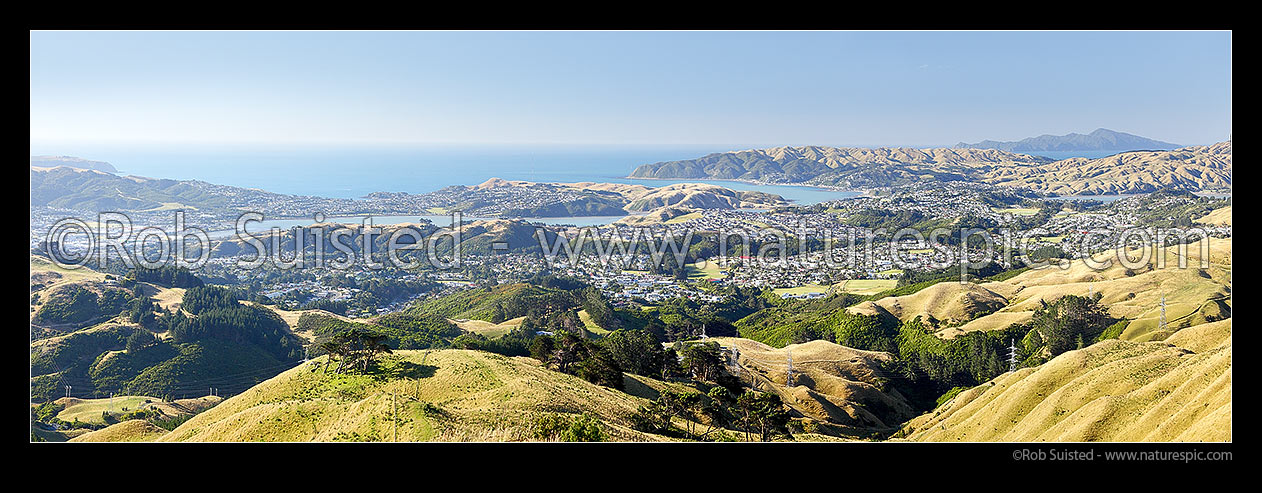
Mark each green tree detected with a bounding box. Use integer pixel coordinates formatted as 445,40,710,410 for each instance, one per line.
600,329,663,377
125,330,157,353
679,341,726,382
735,391,790,442
1031,294,1113,356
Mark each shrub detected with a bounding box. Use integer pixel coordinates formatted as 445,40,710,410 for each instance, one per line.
533,412,607,442
934,386,971,409
1095,320,1129,342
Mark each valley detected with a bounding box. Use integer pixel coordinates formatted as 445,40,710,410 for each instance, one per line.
29,134,1233,444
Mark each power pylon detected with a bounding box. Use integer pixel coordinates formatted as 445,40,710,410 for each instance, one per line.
1159,294,1167,333
1007,339,1019,373
786,348,795,387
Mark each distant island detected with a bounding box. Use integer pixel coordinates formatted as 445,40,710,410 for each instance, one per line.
954,128,1181,153
30,155,117,173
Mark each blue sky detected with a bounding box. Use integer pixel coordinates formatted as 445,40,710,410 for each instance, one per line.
30,31,1232,149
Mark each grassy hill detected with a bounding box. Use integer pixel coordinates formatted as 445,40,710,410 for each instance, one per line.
31,334,295,404
451,316,527,339
70,335,925,442
983,142,1231,196
628,142,1231,194
56,395,158,424
1196,205,1232,226
431,178,787,218
406,283,575,323
847,238,1231,342
30,255,129,331
30,254,106,290
897,318,1230,442
624,183,786,211
69,419,169,442
33,394,222,441
157,350,672,442
628,146,1051,187
30,166,236,211
846,282,1008,327
31,274,307,403
711,337,916,435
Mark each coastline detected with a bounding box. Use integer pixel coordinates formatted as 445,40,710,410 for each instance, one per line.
619,175,871,201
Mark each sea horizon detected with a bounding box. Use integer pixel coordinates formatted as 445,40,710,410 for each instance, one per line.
27,143,1126,205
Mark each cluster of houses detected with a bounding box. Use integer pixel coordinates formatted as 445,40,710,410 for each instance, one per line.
367,182,603,217
260,279,357,302
590,272,724,304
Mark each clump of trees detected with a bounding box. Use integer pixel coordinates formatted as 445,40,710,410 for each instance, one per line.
179,285,241,315
528,333,624,389
598,329,668,377
631,387,790,442
33,285,132,325
125,329,160,353
679,341,727,382
319,328,393,374
1029,293,1115,356
884,293,1117,410
127,266,204,288
522,328,699,389
297,298,350,316
166,285,303,362
532,412,607,442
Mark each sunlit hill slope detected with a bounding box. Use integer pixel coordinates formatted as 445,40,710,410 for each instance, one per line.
898,318,1230,442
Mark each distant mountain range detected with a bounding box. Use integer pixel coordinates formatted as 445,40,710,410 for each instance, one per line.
984,141,1231,195
629,147,1052,188
628,141,1231,195
430,178,790,216
29,165,789,219
30,155,117,173
954,128,1181,153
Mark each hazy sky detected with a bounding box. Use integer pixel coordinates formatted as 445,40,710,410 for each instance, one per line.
30,31,1232,149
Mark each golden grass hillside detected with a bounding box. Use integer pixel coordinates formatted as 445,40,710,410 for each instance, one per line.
69,419,169,442
30,255,111,327
983,142,1231,195
878,238,1230,342
30,254,106,290
157,349,673,442
613,206,696,226
54,395,223,426
1196,205,1232,226
710,337,915,435
262,305,359,342
846,282,1008,327
451,316,526,339
474,178,788,211
897,318,1230,442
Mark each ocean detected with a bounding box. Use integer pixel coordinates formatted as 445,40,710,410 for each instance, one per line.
34,144,1187,216
28,143,862,205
